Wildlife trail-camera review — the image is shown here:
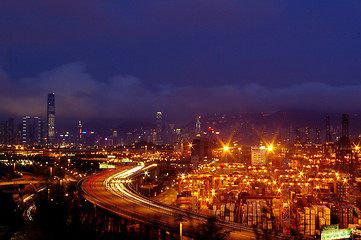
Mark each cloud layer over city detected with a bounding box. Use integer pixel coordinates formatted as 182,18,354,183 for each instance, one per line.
0,1,360,125
1,62,361,125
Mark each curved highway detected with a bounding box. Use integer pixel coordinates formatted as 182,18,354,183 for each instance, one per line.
79,163,261,239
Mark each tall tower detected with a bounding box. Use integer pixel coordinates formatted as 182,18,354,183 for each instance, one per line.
47,93,55,145
156,112,162,145
195,116,201,135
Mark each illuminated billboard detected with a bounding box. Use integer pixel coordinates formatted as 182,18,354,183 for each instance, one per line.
321,229,350,240
99,163,116,169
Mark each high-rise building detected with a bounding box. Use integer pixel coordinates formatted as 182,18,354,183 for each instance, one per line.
21,116,43,145
33,117,42,144
47,93,55,144
0,122,5,144
190,138,212,164
0,118,14,145
112,131,118,146
195,116,201,135
6,118,14,144
16,123,22,145
155,112,162,145
78,121,82,145
251,146,266,166
22,116,32,145
41,120,46,144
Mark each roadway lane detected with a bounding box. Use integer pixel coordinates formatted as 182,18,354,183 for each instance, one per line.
79,164,258,239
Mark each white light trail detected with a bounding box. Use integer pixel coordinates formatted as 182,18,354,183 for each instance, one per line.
27,204,35,221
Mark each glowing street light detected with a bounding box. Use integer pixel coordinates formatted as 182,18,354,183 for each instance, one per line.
267,145,273,152
175,217,187,240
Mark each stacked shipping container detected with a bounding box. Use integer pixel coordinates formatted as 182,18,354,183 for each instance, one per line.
297,205,330,236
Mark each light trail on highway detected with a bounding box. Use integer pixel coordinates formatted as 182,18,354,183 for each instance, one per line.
79,163,269,239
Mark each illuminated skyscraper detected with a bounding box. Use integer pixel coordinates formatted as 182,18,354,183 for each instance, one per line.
155,112,162,145
195,116,201,134
33,117,42,144
251,146,266,166
112,131,118,146
22,116,31,145
47,93,55,144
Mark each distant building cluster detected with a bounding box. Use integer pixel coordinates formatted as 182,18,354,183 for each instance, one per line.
0,94,358,157
21,116,45,145
0,93,55,146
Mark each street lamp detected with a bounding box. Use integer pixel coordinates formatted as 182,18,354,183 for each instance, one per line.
267,145,273,152
222,145,230,163
175,217,187,240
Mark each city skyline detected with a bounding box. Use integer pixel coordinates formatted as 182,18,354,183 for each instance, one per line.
0,1,360,125
2,2,361,237
3,107,361,147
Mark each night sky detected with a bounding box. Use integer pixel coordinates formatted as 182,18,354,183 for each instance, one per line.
0,1,360,126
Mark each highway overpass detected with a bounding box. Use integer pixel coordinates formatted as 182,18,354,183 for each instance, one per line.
78,164,266,239
0,178,46,186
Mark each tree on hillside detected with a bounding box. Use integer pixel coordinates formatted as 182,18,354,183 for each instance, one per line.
194,216,230,240
0,190,22,239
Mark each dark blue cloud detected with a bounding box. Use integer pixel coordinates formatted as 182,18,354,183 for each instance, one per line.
0,0,360,123
0,63,361,125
